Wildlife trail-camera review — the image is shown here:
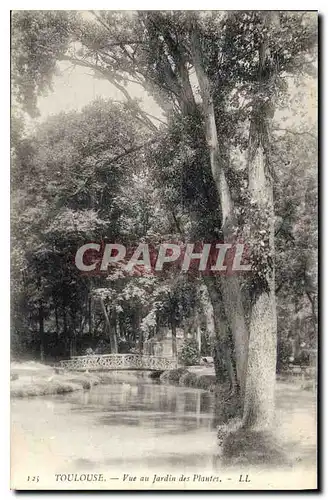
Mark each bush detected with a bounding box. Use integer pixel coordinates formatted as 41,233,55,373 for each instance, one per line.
66,374,100,389
195,374,217,391
179,339,200,366
10,371,101,398
179,371,198,387
148,370,163,380
10,379,83,398
160,368,188,384
221,427,288,466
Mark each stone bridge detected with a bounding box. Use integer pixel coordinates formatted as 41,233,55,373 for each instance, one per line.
58,353,178,372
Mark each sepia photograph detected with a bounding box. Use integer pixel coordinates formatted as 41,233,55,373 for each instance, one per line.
10,9,318,491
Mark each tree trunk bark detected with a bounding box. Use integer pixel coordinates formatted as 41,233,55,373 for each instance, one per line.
196,317,202,355
171,316,177,359
138,330,144,353
38,301,45,363
54,302,59,338
115,313,120,344
63,308,67,335
190,23,232,225
71,310,78,357
190,22,249,393
99,297,118,354
134,309,143,353
111,309,117,343
202,279,237,391
62,287,67,337
219,276,248,394
242,14,278,426
88,296,92,336
242,288,277,429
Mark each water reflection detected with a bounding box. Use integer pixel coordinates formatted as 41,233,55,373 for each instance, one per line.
23,375,219,472
11,375,316,474
68,379,216,434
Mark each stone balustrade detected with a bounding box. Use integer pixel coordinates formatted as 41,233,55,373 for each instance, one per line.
58,353,178,372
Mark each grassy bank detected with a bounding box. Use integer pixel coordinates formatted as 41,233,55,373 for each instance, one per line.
158,366,218,392
157,366,316,393
10,362,159,398
10,362,108,398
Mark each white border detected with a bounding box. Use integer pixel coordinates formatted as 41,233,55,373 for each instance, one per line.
1,6,11,500
1,4,324,499
6,3,322,11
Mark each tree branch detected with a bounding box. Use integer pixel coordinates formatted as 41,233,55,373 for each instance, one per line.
306,290,317,326
97,138,158,169
60,55,158,133
71,138,159,198
273,127,317,140
275,282,284,295
89,11,144,48
274,206,294,237
143,111,167,126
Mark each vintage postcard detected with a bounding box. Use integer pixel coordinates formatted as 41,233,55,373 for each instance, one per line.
10,10,318,491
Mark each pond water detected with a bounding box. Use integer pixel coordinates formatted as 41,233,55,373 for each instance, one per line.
12,374,219,473
11,373,317,489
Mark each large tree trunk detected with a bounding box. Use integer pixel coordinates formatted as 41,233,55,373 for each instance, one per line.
219,276,248,394
99,297,118,354
63,307,67,336
190,22,249,392
305,248,318,335
242,13,278,428
62,306,69,358
133,309,143,354
190,23,233,225
200,280,236,390
88,296,92,336
38,301,45,363
170,317,177,359
243,145,277,429
196,314,202,355
110,309,118,344
70,310,78,357
36,273,45,362
54,301,59,338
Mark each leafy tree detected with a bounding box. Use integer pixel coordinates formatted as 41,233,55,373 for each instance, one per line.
179,338,200,366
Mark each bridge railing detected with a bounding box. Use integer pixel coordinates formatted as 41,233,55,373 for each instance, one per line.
59,353,178,372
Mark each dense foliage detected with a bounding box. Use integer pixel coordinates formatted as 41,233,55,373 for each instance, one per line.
179,338,200,366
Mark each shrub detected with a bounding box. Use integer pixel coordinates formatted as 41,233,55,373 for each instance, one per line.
195,374,217,391
179,371,198,387
10,379,82,398
179,339,200,366
160,368,187,384
221,427,288,466
10,372,101,398
148,370,163,380
66,374,100,389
